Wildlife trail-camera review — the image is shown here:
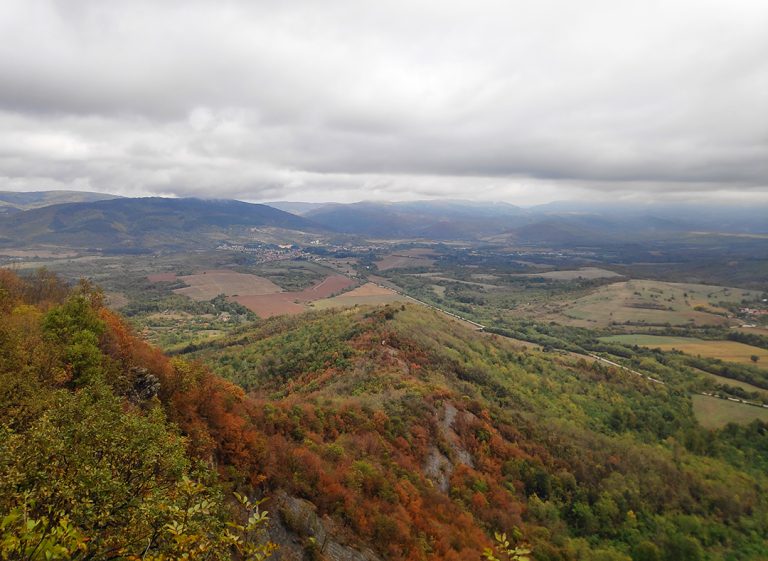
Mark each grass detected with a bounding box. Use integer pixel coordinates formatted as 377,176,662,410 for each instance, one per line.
555,280,757,328
517,267,623,280
311,283,410,310
601,334,768,366
692,394,768,429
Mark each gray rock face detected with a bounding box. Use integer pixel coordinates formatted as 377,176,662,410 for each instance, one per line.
423,402,475,491
268,491,382,561
128,366,160,404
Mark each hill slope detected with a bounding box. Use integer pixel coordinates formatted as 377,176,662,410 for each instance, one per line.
0,196,324,249
2,268,767,560
0,189,120,215
184,304,768,561
0,270,276,559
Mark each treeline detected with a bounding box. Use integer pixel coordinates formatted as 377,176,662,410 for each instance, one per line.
118,276,255,320
727,329,768,351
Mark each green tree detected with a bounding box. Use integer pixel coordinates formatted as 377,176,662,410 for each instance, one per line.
43,294,106,386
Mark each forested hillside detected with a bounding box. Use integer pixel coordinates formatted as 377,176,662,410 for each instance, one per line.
2,269,767,561
186,306,768,560
0,269,275,560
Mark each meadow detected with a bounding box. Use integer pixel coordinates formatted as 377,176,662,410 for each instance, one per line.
552,280,756,328
311,282,409,310
515,266,623,280
600,334,768,366
692,394,768,428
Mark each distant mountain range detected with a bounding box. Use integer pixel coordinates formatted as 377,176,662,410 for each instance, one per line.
270,199,768,242
0,192,766,249
0,190,120,215
0,197,322,250
296,200,527,239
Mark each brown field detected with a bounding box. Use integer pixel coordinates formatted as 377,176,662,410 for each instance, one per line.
312,283,409,310
290,274,355,302
147,272,178,282
174,270,282,301
692,394,768,429
230,274,356,318
376,249,437,271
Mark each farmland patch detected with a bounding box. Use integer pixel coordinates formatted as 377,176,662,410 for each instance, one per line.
600,334,768,367
692,394,768,429
552,280,756,328
517,267,623,280
174,270,282,301
230,274,356,317
376,249,437,271
312,282,409,310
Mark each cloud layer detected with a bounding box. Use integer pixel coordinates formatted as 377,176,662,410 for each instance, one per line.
1,0,766,204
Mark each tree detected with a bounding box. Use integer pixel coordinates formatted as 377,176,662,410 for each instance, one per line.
0,382,276,561
482,532,531,561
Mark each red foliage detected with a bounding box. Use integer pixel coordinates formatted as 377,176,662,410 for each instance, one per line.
98,308,268,484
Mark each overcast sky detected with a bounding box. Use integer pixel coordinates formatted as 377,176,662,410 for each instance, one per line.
1,0,766,205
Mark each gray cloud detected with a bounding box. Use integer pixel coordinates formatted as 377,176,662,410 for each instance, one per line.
0,0,766,204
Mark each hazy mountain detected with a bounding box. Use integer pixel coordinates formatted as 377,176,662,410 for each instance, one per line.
263,201,331,215
2,195,765,248
304,199,768,240
530,201,768,234
504,214,699,245
305,200,530,238
0,190,121,215
0,197,324,250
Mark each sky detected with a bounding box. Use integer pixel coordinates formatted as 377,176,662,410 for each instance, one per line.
0,0,766,205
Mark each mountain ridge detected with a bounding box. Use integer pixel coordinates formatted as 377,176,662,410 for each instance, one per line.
0,196,325,249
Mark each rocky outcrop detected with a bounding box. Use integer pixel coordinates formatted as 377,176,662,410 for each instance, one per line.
268,491,382,561
423,402,475,492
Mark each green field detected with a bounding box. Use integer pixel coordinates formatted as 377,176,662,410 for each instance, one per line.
692,394,768,429
552,280,756,328
601,334,768,366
